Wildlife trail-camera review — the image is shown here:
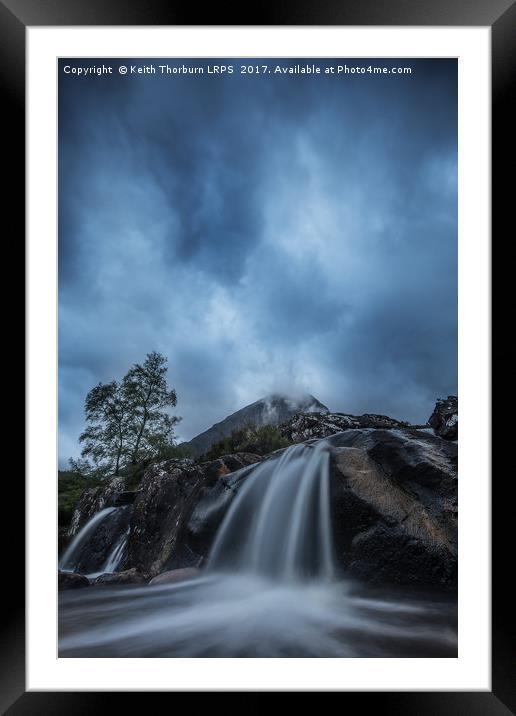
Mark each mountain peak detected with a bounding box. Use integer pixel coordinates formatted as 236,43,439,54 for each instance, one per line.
184,393,329,457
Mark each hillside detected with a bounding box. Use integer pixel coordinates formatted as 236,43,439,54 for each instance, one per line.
182,393,329,457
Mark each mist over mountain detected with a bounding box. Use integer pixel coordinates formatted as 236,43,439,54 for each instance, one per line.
183,393,329,457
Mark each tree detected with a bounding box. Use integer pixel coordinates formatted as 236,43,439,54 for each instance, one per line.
123,352,179,464
77,352,180,477
78,380,130,476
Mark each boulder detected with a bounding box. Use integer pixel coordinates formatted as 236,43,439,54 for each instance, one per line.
428,396,458,440
126,453,262,575
112,490,138,507
148,567,200,586
280,411,412,444
58,571,90,590
63,405,458,589
94,568,148,585
125,427,457,587
67,476,126,536
326,428,457,587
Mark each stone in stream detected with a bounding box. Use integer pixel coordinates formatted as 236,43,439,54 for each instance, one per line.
148,567,200,586
126,453,262,576
58,571,90,590
93,568,149,585
326,428,457,587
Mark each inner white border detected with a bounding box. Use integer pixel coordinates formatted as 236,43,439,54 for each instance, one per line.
27,26,490,692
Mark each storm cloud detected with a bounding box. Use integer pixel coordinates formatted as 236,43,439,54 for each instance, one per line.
58,59,457,465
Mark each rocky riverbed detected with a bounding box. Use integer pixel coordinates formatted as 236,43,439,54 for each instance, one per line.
58,398,458,658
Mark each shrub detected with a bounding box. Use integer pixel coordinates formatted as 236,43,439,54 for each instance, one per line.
58,470,101,528
203,424,291,461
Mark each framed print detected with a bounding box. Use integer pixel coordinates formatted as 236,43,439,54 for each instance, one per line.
5,0,513,710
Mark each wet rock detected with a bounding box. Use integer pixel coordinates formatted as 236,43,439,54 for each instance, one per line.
327,428,457,587
148,567,200,586
180,457,262,567
58,571,90,590
63,406,458,589
280,412,412,444
126,453,261,575
428,396,458,440
68,476,126,536
124,427,457,587
112,490,138,507
58,527,70,556
94,568,148,585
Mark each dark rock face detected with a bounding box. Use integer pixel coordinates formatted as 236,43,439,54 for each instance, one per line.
94,568,148,585
68,476,126,536
67,487,101,537
280,411,411,444
183,393,329,457
125,428,456,587
428,396,458,440
112,491,138,507
326,429,457,587
58,571,90,590
58,527,70,556
63,412,458,588
126,453,262,576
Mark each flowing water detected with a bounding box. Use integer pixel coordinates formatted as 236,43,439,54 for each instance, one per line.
100,528,129,574
208,442,334,579
59,506,130,577
58,442,457,657
59,507,117,572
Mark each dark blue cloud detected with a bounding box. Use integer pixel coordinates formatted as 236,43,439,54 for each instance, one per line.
58,58,457,463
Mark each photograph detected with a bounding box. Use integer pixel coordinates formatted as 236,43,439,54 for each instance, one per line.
56,57,458,658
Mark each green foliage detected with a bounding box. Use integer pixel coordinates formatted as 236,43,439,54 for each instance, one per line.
76,351,180,478
58,469,101,527
123,351,179,464
203,423,291,461
79,381,130,477
154,442,195,461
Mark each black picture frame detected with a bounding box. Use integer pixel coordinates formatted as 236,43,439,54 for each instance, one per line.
6,0,513,710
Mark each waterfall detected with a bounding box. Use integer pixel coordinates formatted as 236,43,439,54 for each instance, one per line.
101,529,129,573
207,441,334,580
59,439,458,658
59,505,131,575
59,507,117,572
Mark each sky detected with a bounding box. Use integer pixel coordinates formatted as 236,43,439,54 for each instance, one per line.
58,58,457,465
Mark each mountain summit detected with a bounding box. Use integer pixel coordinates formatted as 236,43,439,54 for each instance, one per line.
183,393,329,457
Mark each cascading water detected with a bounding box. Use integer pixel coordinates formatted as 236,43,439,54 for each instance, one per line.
59,439,457,658
59,507,117,572
101,528,129,574
208,442,334,580
59,505,131,576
